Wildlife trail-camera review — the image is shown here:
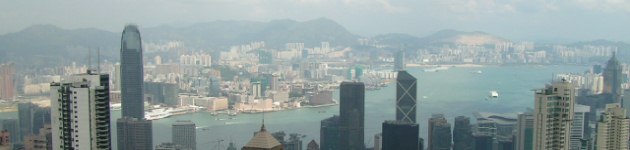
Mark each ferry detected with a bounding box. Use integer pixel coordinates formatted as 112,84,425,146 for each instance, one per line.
490,91,499,98
145,108,172,120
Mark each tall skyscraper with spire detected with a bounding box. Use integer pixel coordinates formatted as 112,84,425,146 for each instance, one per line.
120,24,145,119
603,52,622,102
116,24,152,150
533,80,575,150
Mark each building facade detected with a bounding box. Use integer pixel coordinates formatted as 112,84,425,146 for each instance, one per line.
381,120,419,150
570,104,590,150
453,116,473,150
602,52,622,102
117,117,152,150
515,112,534,150
0,63,15,100
429,114,452,150
396,70,417,123
320,116,340,150
595,103,629,150
172,120,196,150
339,82,365,150
533,80,575,150
50,72,111,150
120,24,145,119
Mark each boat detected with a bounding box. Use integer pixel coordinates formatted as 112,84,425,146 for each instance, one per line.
472,70,482,74
145,108,172,120
490,91,499,98
170,106,200,116
424,66,449,72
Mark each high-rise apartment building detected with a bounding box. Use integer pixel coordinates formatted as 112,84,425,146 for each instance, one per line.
120,24,145,119
428,114,451,150
602,52,622,102
515,112,534,150
396,70,417,123
596,103,629,150
339,82,365,150
533,80,575,150
0,119,18,147
453,116,473,150
172,120,196,150
50,71,111,150
117,117,152,150
381,121,419,150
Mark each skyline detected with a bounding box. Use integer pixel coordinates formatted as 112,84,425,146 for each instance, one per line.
1,0,629,42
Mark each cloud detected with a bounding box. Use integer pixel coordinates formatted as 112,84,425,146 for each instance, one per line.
574,0,630,12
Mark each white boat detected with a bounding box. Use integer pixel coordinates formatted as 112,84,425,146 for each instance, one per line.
473,70,482,74
424,66,449,72
170,106,200,116
490,91,499,98
145,108,172,120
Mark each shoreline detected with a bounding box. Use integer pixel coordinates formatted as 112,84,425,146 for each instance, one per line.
407,63,485,68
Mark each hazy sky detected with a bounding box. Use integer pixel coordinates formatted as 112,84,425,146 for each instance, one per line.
1,0,629,42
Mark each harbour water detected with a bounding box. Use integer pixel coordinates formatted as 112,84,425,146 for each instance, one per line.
0,65,588,149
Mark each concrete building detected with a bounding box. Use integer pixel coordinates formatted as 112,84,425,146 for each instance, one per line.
0,63,15,101
533,80,575,150
50,71,111,150
396,71,417,123
381,120,419,150
339,82,365,150
144,82,178,106
428,114,451,150
515,112,534,150
0,130,9,150
172,121,196,150
595,103,629,150
120,24,145,119
373,133,382,150
23,125,52,150
394,50,405,71
306,140,319,150
453,116,473,150
117,117,153,150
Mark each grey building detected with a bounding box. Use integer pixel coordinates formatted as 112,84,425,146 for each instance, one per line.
32,107,50,135
429,114,451,150
453,116,473,150
339,82,365,150
120,24,145,119
117,117,152,150
320,115,340,150
396,70,417,123
172,120,196,150
145,82,178,106
18,102,37,142
381,120,419,150
515,112,534,150
49,71,111,150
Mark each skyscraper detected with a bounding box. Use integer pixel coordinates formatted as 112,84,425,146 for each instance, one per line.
602,52,622,102
120,24,145,119
117,24,153,150
0,63,15,100
396,70,417,123
428,114,451,150
320,115,340,150
453,116,473,150
339,82,365,150
570,104,590,150
17,102,37,143
172,120,196,150
381,121,419,150
533,80,575,150
50,71,111,150
515,112,534,150
117,117,152,150
394,50,405,71
596,103,629,150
